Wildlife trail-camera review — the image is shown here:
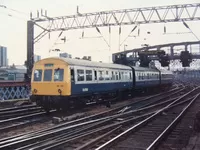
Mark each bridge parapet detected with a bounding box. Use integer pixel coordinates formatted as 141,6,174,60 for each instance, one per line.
0,82,30,100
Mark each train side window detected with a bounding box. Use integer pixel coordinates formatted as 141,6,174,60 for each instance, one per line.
86,70,92,81
54,69,64,81
115,72,119,80
34,69,42,81
44,69,52,81
77,69,84,81
129,72,132,80
119,72,121,80
94,71,97,80
112,71,115,80
121,72,124,80
99,71,104,80
105,71,110,80
70,69,74,82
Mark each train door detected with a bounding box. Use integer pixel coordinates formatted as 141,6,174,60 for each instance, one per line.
130,67,135,89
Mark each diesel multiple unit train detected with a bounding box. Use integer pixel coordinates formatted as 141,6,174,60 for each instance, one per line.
31,57,173,111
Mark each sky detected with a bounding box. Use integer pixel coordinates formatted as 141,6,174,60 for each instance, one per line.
0,0,200,66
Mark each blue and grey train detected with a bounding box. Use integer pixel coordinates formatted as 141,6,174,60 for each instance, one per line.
31,57,173,110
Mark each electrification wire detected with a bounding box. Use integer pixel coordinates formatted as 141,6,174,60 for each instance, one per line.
120,25,138,47
95,27,110,48
0,4,28,16
0,11,27,21
48,30,66,53
182,20,200,41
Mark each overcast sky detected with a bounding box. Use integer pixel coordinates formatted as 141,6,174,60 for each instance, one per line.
0,0,200,65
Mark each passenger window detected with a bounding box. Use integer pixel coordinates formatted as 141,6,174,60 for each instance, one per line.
116,72,118,80
77,69,84,81
112,71,115,80
86,70,92,81
44,69,52,81
129,72,132,80
105,71,110,80
121,72,124,80
94,71,97,80
99,71,104,81
54,68,64,81
34,69,42,81
71,69,74,82
119,72,121,80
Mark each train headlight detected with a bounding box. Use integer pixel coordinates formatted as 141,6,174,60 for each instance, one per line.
33,89,37,94
58,89,62,94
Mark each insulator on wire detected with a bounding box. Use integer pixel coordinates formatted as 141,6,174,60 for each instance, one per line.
30,12,32,19
41,9,43,16
183,21,189,29
58,31,63,37
37,10,39,18
109,26,111,34
96,27,101,34
131,26,137,32
119,26,121,35
164,25,166,34
138,28,140,36
82,31,84,38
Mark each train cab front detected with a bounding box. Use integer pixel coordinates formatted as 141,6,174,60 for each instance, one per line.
30,58,71,111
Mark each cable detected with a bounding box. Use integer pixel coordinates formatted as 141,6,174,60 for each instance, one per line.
0,11,27,21
120,25,138,47
95,27,110,47
182,20,200,41
0,4,28,16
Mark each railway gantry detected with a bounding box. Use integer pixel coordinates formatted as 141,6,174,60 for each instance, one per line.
27,3,200,78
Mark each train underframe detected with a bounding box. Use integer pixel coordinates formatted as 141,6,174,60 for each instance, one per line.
31,84,172,112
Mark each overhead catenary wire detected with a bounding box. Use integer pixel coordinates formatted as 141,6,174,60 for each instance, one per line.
95,27,110,48
182,20,200,41
0,4,29,21
0,4,28,16
0,11,27,21
119,25,138,47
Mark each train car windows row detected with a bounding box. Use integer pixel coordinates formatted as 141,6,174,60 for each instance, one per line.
34,69,42,81
54,69,64,81
75,69,131,82
138,72,159,80
44,69,52,81
77,69,85,81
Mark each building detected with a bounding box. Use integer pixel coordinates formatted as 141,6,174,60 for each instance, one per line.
59,52,72,58
34,55,41,62
0,46,8,67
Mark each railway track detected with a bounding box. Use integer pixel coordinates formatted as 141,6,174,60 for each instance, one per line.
0,85,181,133
0,85,190,149
92,88,200,150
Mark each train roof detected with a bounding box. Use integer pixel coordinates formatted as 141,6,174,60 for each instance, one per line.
132,66,159,72
50,57,131,69
159,69,173,74
36,57,160,72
